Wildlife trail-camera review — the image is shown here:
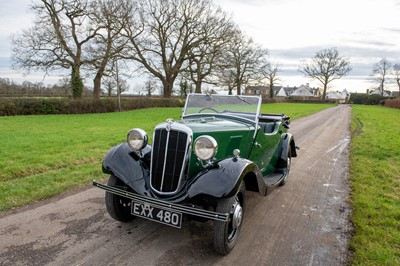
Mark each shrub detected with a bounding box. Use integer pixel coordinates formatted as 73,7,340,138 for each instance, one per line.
384,98,400,109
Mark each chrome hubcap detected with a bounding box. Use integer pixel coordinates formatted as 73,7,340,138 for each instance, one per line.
232,202,243,229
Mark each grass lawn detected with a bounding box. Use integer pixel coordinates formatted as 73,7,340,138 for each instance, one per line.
349,105,400,265
0,103,334,211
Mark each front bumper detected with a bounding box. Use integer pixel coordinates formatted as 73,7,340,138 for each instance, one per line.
93,180,229,222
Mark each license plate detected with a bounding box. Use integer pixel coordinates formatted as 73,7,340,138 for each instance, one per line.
131,200,182,228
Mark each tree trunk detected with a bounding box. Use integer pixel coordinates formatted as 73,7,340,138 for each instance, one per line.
322,84,327,101
228,86,233,95
195,81,202,93
236,83,241,95
269,82,274,98
93,72,102,100
71,66,83,99
163,79,172,98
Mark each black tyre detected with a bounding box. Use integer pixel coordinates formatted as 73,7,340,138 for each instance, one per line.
213,182,246,255
279,148,292,186
105,175,135,222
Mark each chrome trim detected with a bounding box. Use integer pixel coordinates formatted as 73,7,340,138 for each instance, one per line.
254,95,262,139
150,122,193,195
160,129,170,191
194,135,218,161
93,181,228,222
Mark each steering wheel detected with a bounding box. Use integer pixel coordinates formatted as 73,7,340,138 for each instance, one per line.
199,107,219,113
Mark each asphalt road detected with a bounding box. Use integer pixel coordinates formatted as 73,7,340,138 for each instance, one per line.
0,105,352,266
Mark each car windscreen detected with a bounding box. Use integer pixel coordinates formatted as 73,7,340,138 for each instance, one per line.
183,94,261,122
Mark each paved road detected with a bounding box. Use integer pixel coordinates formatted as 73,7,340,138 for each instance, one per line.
0,105,352,266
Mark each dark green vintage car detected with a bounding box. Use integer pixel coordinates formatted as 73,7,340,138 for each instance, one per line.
93,93,297,254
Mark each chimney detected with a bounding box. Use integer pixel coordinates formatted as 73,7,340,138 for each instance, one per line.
306,83,309,88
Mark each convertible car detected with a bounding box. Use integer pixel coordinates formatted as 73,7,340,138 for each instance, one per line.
93,93,297,254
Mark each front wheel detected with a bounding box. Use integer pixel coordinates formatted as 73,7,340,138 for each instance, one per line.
213,182,246,255
105,175,135,222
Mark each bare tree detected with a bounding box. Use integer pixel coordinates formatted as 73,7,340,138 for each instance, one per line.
184,8,234,93
299,48,351,100
102,59,130,96
371,58,391,96
11,0,100,98
143,77,158,96
393,64,400,97
123,0,222,97
57,76,71,95
87,0,134,99
218,30,268,95
261,62,281,98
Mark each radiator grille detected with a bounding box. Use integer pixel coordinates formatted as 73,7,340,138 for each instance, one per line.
151,128,189,194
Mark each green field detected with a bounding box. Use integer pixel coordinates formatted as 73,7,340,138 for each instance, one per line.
0,103,334,211
349,106,400,265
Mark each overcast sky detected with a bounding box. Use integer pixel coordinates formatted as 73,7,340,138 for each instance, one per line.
1,0,400,93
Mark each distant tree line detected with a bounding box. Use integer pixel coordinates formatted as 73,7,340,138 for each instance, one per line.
0,77,93,96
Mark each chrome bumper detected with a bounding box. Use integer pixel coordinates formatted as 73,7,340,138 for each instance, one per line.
93,180,229,222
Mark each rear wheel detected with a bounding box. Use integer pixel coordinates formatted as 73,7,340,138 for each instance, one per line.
279,148,292,186
105,175,135,222
213,182,246,255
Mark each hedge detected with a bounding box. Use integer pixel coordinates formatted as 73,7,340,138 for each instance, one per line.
384,98,400,109
349,93,387,105
0,97,184,116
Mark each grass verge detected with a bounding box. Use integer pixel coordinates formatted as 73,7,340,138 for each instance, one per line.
349,105,400,265
0,103,334,211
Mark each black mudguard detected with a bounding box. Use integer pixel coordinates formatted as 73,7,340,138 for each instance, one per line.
187,157,263,199
280,133,297,159
102,142,151,195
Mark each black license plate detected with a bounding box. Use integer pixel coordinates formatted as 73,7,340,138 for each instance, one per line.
131,200,182,228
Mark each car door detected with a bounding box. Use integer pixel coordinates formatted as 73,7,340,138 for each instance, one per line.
248,122,281,176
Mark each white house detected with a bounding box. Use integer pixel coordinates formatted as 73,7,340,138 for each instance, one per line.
326,89,349,103
291,84,314,96
369,88,391,97
276,87,288,97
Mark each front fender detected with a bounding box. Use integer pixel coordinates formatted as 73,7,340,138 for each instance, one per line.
187,158,259,199
102,142,150,195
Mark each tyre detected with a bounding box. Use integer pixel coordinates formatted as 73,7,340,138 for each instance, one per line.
279,148,292,186
213,182,246,255
105,175,135,222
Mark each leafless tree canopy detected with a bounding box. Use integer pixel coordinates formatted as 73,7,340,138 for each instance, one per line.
123,0,234,97
261,62,281,98
299,48,351,100
87,0,134,99
143,77,158,97
218,30,269,95
393,64,400,96
184,7,234,93
11,0,100,98
11,0,270,98
371,58,391,96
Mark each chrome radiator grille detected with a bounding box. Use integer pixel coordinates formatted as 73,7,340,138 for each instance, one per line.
150,125,190,194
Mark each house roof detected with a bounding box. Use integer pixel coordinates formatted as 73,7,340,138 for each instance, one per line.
291,85,313,96
369,89,391,97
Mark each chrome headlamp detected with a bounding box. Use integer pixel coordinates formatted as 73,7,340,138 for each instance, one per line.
194,135,218,161
127,128,148,151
